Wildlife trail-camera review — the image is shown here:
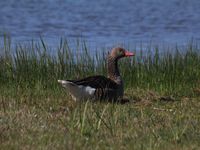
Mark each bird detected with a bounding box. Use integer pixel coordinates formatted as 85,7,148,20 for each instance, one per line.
58,47,135,102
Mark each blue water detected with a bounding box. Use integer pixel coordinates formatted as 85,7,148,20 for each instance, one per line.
0,0,200,50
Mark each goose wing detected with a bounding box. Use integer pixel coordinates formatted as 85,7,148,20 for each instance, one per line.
67,75,118,89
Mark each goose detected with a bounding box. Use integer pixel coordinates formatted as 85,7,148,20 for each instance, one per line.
58,47,134,102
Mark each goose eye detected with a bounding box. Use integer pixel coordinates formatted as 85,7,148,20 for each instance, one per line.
119,50,124,55
117,50,122,55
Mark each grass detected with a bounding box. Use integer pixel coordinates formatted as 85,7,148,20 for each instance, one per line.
1,36,200,149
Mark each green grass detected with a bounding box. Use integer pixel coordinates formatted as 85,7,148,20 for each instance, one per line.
1,36,200,149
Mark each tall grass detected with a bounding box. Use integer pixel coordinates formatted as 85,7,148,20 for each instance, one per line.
0,37,199,96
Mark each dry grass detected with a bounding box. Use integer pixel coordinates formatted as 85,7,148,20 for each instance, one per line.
1,91,200,150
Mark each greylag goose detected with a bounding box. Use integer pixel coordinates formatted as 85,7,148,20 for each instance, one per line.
58,47,134,102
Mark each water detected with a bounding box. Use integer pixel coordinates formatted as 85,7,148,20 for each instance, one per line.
0,0,200,51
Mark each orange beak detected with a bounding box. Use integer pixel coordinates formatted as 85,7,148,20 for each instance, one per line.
125,51,135,57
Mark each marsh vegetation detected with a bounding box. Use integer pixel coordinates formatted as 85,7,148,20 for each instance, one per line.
1,37,200,149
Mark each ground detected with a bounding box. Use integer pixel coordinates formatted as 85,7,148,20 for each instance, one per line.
1,89,200,150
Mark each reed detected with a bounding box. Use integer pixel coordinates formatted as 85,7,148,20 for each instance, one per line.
0,37,199,95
